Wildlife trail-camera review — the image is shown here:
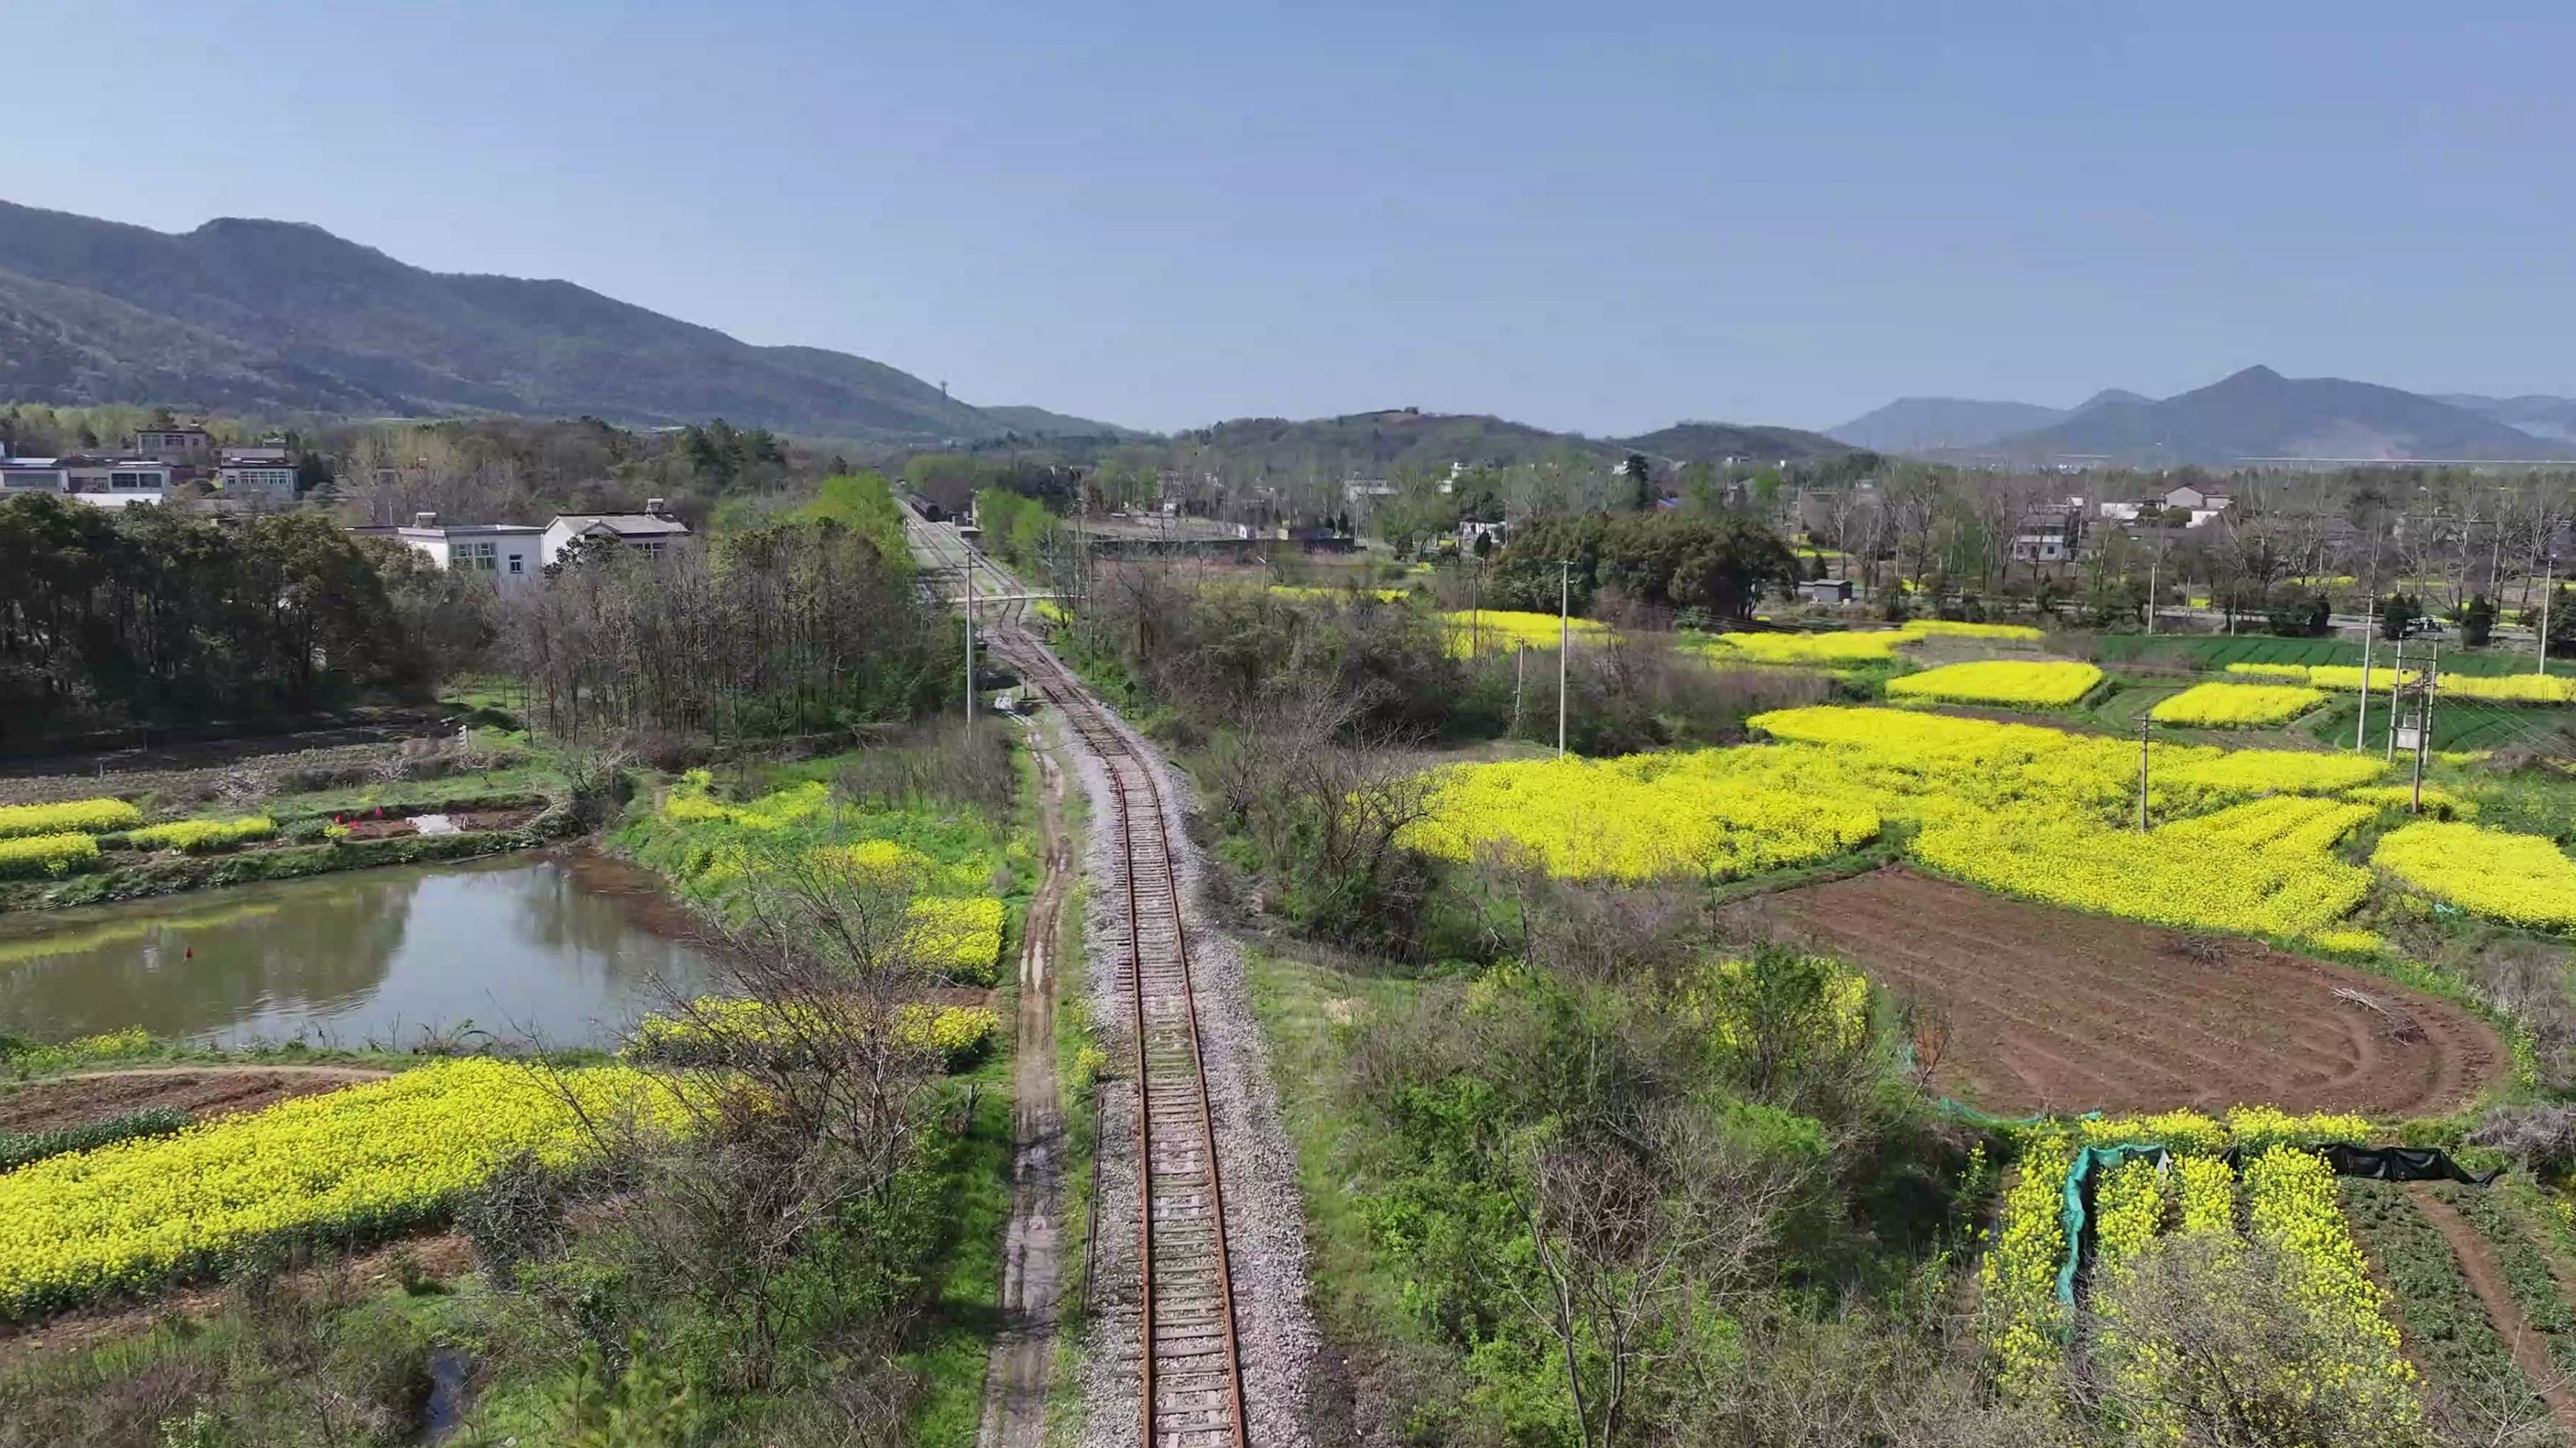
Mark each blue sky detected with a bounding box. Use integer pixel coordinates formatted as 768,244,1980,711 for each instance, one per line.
4,1,2570,434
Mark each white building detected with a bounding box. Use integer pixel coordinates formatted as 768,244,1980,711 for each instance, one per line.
218,448,297,502
541,500,691,566
129,427,215,464
67,458,173,501
381,514,547,596
0,458,68,493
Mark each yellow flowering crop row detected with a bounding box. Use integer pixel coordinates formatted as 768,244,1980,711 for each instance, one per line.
2372,819,2576,931
1689,629,1914,665
1400,752,1881,883
662,772,831,830
125,816,278,854
1979,1136,2076,1399
0,1059,691,1318
1903,620,2046,640
2093,1157,2167,1276
2241,1145,2422,1431
0,797,141,840
1271,584,1411,603
2177,1156,2238,1234
903,896,1007,982
1440,610,1607,656
1701,708,2382,943
1690,618,2044,669
628,997,999,1070
0,832,100,879
1886,659,2104,708
1914,807,2371,941
2343,784,2473,819
2235,661,2576,705
2149,682,2329,727
2069,1106,2373,1156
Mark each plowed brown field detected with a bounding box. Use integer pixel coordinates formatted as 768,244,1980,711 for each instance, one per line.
1738,868,2500,1116
0,1068,374,1135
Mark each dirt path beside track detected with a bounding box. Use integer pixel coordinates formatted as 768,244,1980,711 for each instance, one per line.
978,719,1074,1448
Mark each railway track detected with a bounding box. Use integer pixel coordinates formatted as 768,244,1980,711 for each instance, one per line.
999,632,1252,1448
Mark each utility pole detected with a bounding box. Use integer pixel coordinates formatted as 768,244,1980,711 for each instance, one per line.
2385,640,2404,763
2412,644,2438,813
1557,560,1573,758
2355,600,2374,752
2137,715,2151,832
2146,553,2157,637
2542,552,2556,676
963,543,976,734
1512,643,1527,737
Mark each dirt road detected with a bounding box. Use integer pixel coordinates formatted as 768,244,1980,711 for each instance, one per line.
978,717,1074,1448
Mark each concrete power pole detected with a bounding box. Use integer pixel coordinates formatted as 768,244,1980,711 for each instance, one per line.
2137,715,2152,832
2355,601,2375,752
963,545,976,735
2385,640,2405,764
2413,644,2438,813
2542,553,2556,676
1557,560,1574,758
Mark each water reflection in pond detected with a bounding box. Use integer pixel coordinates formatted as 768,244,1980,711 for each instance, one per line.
0,852,721,1049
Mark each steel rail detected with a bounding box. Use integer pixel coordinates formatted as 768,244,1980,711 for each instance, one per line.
996,632,1251,1448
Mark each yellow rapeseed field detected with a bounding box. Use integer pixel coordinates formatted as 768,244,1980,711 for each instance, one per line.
2149,682,2329,727
0,1059,692,1318
0,798,140,840
1440,610,1608,656
1400,752,1880,883
1689,618,2045,668
2372,819,2576,931
1884,659,2103,708
2235,661,2576,705
1413,707,2391,944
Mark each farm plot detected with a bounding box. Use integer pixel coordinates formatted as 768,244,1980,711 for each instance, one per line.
1743,869,2499,1115
0,1070,372,1137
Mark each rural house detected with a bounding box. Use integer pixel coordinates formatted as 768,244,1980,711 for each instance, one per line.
540,501,693,566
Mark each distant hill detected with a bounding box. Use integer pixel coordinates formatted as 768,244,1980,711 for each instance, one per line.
1984,367,2576,465
1614,420,1851,465
1168,408,1847,477
1828,397,2070,453
1828,388,2160,453
0,199,1130,444
975,404,1148,441
2439,394,2576,445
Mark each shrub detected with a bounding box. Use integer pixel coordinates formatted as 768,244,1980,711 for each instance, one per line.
0,797,140,840
0,832,99,879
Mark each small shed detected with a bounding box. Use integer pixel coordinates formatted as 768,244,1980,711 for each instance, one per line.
1802,578,1854,604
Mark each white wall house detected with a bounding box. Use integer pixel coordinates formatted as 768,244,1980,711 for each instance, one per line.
66,460,173,501
218,449,297,502
387,514,546,597
540,500,692,566
129,427,215,464
0,458,68,493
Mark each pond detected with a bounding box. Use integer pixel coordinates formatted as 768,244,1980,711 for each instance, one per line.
0,852,723,1049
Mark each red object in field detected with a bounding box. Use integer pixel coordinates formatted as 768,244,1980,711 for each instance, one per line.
184,946,193,958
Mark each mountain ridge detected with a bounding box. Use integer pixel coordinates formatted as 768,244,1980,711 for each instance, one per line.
1977,365,2575,465
0,199,1133,444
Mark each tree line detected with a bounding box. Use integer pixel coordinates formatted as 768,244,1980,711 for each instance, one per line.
0,493,424,744
504,512,953,744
